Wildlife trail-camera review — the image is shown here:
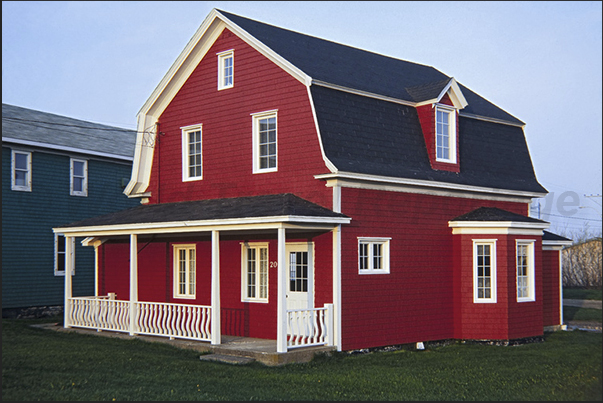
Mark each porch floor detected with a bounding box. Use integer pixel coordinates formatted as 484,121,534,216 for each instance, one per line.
33,323,336,366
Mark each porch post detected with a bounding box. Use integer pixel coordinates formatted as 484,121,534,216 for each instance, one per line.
211,230,221,345
129,234,138,336
64,236,74,328
277,226,287,353
332,224,342,351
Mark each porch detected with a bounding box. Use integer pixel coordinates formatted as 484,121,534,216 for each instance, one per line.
54,194,351,355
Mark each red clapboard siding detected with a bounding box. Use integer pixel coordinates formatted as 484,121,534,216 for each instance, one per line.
542,249,562,327
146,28,331,209
338,186,530,351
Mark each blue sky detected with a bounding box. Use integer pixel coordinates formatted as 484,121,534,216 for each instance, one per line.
2,1,602,236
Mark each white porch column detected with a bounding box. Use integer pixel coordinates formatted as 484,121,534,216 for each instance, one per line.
64,236,74,328
332,224,342,351
211,230,221,345
276,226,287,353
559,249,564,326
129,234,138,336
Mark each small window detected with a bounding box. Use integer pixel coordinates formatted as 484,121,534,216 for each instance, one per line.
70,158,88,196
217,49,234,90
11,150,32,191
435,105,457,163
358,237,390,274
251,110,278,173
54,234,74,276
473,240,497,303
173,244,196,299
241,243,269,302
181,124,203,181
516,240,535,302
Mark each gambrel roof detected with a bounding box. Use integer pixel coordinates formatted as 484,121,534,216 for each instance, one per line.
2,103,136,161
125,9,546,198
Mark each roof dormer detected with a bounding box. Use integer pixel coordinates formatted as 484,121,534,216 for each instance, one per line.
412,78,467,173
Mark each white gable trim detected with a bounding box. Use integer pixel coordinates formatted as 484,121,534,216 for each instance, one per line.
414,78,468,109
125,9,313,198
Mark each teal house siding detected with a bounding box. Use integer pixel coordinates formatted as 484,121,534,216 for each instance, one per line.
2,103,139,312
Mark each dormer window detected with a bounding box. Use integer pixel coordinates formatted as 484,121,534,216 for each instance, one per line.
217,49,234,90
435,104,456,164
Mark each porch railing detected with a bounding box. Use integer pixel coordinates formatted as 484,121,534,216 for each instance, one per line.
67,297,212,342
287,304,333,349
67,297,334,349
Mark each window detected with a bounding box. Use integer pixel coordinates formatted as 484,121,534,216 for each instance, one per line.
11,150,32,191
181,124,203,181
54,234,74,276
516,240,535,302
251,110,278,173
473,240,497,303
241,243,269,302
217,49,234,90
358,237,390,274
435,105,457,163
173,244,196,298
70,158,88,196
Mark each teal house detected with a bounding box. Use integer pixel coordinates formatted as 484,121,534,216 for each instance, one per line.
2,103,139,316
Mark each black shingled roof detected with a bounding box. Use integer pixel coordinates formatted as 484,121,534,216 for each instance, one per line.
56,194,348,229
542,230,572,242
312,86,547,193
218,9,524,125
451,207,548,223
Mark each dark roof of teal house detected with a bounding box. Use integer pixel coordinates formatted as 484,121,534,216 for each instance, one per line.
56,194,348,229
2,103,136,160
218,9,524,125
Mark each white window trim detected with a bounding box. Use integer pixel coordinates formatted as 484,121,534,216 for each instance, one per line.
173,244,196,299
516,240,536,302
358,237,391,274
251,110,278,174
181,124,203,182
241,242,270,303
472,239,497,303
217,49,234,90
70,158,88,197
54,234,74,276
11,149,32,191
435,104,457,164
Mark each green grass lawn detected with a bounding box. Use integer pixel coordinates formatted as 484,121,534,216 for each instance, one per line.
2,316,601,401
563,288,602,301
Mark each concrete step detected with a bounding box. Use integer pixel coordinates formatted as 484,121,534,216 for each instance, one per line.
199,353,255,365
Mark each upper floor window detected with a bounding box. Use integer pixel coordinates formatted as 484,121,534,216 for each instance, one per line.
516,240,535,302
217,49,234,90
11,150,32,191
358,237,390,274
473,240,497,303
173,244,196,299
435,105,457,164
70,158,88,197
251,110,278,173
181,124,203,181
241,242,269,302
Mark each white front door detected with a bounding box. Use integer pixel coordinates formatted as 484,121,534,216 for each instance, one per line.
286,242,314,310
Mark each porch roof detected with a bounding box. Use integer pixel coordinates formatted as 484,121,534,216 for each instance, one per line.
54,193,350,236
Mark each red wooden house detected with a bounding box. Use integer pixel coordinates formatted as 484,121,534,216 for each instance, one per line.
54,9,572,354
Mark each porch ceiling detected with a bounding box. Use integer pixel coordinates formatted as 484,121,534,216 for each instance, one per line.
54,193,350,237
